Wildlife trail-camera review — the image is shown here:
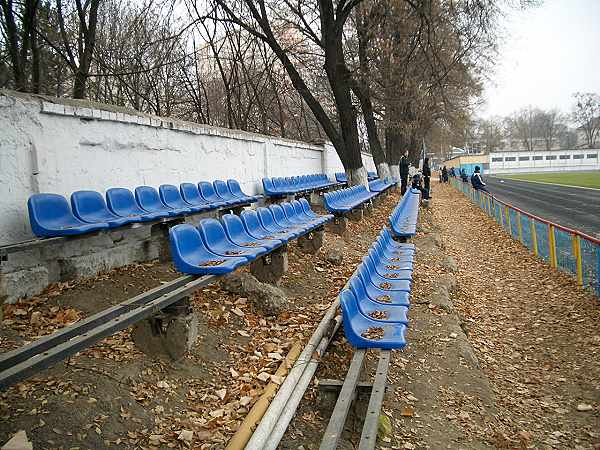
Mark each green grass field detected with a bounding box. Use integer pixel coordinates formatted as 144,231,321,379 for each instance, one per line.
499,171,600,189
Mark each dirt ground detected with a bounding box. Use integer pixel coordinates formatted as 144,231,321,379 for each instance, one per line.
1,183,599,449
0,193,399,450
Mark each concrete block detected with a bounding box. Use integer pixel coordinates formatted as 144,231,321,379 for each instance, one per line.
57,243,148,280
0,266,49,304
250,246,288,285
1,247,43,272
309,191,324,207
42,102,65,115
349,208,364,222
327,216,348,236
63,105,75,116
132,299,199,361
297,229,324,254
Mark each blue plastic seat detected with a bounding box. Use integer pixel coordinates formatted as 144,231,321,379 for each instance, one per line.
372,241,414,264
367,171,379,181
335,172,348,183
106,188,166,221
366,252,413,278
358,263,411,292
282,202,322,229
363,255,412,280
262,178,282,197
160,185,207,213
380,229,416,252
298,199,330,223
28,193,109,237
180,183,221,209
198,181,237,206
71,190,136,229
340,290,407,349
227,179,259,203
324,185,377,214
169,224,248,275
349,276,410,307
344,288,408,324
240,209,291,244
214,180,246,206
389,189,420,238
268,205,307,235
291,201,324,226
221,214,282,251
197,218,267,261
256,207,298,240
135,186,191,217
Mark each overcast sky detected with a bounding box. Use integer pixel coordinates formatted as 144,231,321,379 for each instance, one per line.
478,0,600,120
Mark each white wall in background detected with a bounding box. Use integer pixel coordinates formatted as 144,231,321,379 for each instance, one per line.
0,92,375,244
489,149,600,174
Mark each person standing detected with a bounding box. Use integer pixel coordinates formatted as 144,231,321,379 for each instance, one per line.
442,166,448,183
399,150,410,195
422,157,431,197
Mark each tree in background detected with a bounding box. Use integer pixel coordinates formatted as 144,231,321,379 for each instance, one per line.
572,92,600,149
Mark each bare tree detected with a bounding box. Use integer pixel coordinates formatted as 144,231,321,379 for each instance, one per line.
572,92,600,149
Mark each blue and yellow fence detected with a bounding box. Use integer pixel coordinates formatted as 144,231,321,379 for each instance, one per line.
451,178,600,299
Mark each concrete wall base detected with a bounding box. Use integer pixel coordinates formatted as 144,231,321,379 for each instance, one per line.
0,211,222,304
249,246,288,285
131,297,199,361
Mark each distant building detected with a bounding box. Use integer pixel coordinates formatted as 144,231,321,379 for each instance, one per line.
488,149,600,174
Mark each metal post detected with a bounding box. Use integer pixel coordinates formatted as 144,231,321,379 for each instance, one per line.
573,234,583,287
531,219,538,257
517,212,523,243
549,225,557,268
505,206,511,234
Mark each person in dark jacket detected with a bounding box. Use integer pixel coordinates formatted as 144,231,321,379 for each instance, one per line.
471,166,488,192
422,157,431,197
460,168,468,182
399,150,410,195
442,166,448,183
411,173,430,199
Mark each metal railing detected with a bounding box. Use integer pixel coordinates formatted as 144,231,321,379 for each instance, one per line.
451,178,600,299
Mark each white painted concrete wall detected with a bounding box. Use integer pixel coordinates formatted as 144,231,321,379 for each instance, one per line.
0,92,374,245
489,149,600,174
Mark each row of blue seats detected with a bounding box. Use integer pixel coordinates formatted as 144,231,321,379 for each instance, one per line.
323,185,379,214
169,199,333,275
389,189,420,238
262,174,338,197
27,180,259,237
334,172,380,184
368,179,395,193
341,228,415,349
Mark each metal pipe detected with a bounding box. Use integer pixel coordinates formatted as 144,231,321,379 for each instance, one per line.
225,342,303,450
263,315,342,450
244,299,340,450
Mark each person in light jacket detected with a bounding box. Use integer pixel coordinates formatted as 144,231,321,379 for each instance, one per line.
471,166,489,192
